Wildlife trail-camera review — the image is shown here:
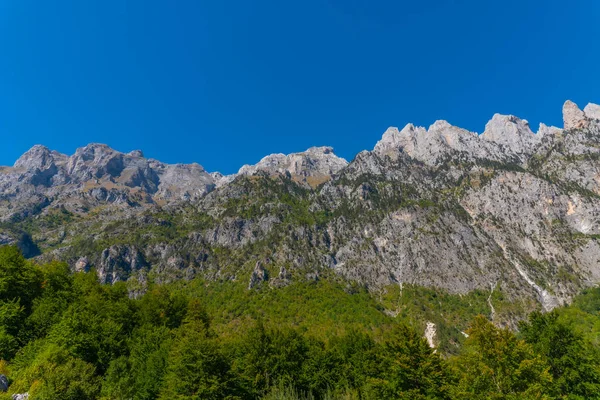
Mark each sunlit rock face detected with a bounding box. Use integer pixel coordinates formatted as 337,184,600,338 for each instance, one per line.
236,146,348,187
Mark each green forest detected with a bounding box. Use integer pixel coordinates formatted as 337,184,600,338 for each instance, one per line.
1,245,600,400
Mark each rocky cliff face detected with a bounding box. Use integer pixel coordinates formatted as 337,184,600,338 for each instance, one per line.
236,146,348,187
2,100,600,313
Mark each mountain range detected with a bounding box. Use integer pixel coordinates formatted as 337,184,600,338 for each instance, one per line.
1,100,599,318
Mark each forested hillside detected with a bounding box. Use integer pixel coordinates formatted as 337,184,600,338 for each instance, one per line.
1,246,600,399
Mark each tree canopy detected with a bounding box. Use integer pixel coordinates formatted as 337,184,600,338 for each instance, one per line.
1,246,600,400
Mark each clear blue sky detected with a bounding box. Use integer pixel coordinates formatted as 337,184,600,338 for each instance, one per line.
1,1,599,174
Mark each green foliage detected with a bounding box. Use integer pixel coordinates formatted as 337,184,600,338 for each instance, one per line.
0,246,43,358
234,322,309,396
8,344,100,400
571,286,600,315
1,246,600,400
158,304,238,400
27,261,75,337
451,315,552,399
0,246,42,309
47,282,135,373
326,330,383,394
378,284,529,355
520,311,600,398
0,326,19,361
181,278,392,339
377,324,451,399
137,286,189,329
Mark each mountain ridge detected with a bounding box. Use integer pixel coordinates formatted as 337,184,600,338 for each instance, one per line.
9,99,598,182
1,99,600,318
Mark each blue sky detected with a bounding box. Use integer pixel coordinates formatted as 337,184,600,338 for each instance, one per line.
1,1,599,174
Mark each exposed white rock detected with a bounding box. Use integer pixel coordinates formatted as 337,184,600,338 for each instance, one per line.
374,124,422,156
14,145,67,171
75,256,90,272
563,100,588,130
210,171,235,188
237,146,348,186
537,123,562,138
487,282,497,321
424,322,436,349
248,261,269,289
128,149,144,157
481,114,536,154
374,118,524,165
428,120,504,160
584,103,600,121
154,163,215,201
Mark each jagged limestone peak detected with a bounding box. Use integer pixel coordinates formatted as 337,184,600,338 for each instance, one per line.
428,120,478,140
128,150,144,158
209,171,235,188
481,114,536,153
563,100,588,130
428,120,455,132
583,102,600,120
74,142,119,158
375,118,521,165
14,145,67,170
373,124,426,155
237,146,348,184
305,146,335,155
537,123,562,137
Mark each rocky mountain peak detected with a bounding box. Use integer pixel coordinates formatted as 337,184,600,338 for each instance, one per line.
305,146,335,155
563,100,588,130
14,145,66,171
373,126,399,151
429,120,453,131
428,120,477,141
209,171,234,188
583,103,600,121
72,143,119,161
128,150,144,158
66,143,125,181
537,123,562,138
236,147,347,186
373,124,425,156
481,114,536,154
374,118,520,166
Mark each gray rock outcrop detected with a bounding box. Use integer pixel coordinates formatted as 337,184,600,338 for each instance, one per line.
0,143,217,223
584,103,600,121
563,100,588,130
481,114,537,155
248,261,269,289
237,146,348,187
74,256,90,272
97,245,147,284
0,374,8,392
